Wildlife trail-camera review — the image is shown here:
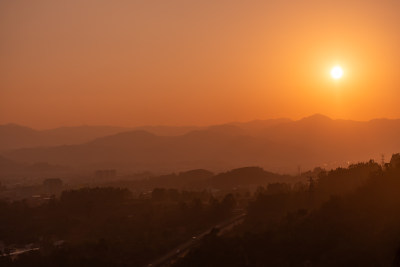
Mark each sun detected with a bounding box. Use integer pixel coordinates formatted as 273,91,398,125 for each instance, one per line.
331,66,343,79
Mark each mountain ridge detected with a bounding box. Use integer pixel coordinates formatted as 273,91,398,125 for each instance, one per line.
3,114,400,173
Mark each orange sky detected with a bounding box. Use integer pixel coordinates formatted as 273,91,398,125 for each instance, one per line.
1,0,399,129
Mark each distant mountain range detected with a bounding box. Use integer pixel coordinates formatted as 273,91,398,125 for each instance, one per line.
1,114,400,173
0,124,199,151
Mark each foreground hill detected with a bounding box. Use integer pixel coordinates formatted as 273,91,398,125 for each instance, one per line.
2,115,400,173
174,158,400,267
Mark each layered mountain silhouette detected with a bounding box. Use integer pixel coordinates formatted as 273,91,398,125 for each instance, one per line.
0,124,199,151
0,155,69,175
2,115,400,173
0,124,129,151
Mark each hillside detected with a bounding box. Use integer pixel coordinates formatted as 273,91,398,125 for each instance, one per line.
2,115,400,173
0,124,201,151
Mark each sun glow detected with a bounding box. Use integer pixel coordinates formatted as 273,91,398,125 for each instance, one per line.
331,66,343,79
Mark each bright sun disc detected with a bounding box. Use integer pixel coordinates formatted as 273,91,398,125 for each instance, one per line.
331,66,343,79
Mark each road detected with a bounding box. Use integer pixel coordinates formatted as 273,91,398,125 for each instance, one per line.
144,212,246,267
1,247,40,260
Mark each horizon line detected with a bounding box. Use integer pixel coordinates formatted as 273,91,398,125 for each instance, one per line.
1,113,400,131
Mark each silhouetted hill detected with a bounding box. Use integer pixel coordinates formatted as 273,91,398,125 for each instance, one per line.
258,116,400,168
300,113,332,123
203,124,246,136
0,124,41,151
0,155,69,175
2,129,261,172
88,130,160,147
230,118,292,135
41,125,130,146
0,124,129,151
0,155,25,173
136,169,215,189
0,124,200,151
132,125,200,136
2,115,400,173
211,167,292,189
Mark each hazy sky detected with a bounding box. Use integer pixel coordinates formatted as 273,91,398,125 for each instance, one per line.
1,0,399,128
